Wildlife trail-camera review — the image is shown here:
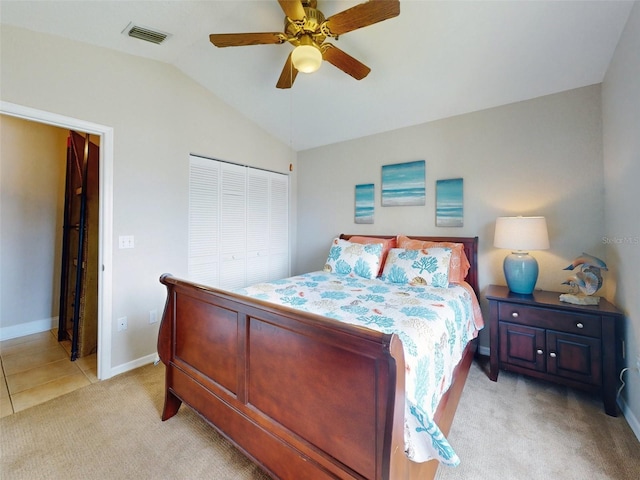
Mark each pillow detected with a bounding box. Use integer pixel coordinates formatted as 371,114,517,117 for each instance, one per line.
381,247,452,287
323,238,383,280
348,236,397,276
396,235,470,283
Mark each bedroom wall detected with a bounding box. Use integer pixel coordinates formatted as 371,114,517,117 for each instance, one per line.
0,25,296,372
0,117,68,338
296,84,606,353
602,1,640,437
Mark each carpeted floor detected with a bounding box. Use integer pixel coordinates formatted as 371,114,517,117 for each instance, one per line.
436,358,640,480
1,358,638,479
0,363,270,480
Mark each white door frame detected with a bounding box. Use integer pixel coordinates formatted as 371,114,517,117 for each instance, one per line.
1,101,114,380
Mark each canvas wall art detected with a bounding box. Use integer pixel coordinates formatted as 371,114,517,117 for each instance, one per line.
436,178,463,227
355,183,375,224
381,160,426,206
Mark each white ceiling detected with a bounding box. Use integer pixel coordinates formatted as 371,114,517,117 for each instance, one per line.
0,1,634,151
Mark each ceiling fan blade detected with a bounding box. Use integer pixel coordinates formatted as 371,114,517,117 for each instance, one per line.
322,44,371,80
276,53,299,89
278,0,306,21
209,32,284,48
324,0,400,36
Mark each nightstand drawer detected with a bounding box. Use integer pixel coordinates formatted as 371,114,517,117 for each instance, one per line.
497,303,601,337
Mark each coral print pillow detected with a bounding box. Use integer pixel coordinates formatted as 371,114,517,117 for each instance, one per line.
323,238,383,280
381,248,452,287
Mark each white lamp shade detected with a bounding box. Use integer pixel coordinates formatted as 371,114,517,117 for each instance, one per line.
494,216,550,251
291,44,322,73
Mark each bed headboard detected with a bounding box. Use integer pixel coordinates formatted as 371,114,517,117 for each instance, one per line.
339,234,479,297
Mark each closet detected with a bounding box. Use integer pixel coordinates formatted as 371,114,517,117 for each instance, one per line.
188,155,289,289
58,131,99,360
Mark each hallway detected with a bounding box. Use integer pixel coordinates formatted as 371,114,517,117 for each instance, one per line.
0,330,97,417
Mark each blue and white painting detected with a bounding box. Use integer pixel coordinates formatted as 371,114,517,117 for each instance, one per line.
355,183,375,224
381,160,426,206
436,178,463,227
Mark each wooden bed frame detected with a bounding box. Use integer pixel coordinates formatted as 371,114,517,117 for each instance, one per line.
157,235,479,480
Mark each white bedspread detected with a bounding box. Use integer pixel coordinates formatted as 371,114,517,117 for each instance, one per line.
235,271,483,466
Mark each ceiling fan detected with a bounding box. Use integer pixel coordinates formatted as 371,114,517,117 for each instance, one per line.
209,0,400,89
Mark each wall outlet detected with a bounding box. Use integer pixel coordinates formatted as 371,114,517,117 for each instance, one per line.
118,235,135,249
149,309,158,324
117,316,128,331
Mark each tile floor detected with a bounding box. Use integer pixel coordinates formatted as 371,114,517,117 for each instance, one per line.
0,329,98,418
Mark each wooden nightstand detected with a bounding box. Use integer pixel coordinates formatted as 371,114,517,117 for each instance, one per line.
486,284,624,416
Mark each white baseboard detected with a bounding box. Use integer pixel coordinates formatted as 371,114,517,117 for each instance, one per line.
108,353,159,378
478,344,490,357
0,317,58,342
618,395,640,443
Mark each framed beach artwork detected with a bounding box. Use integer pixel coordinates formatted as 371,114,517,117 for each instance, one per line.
381,160,426,206
436,178,463,227
355,183,375,224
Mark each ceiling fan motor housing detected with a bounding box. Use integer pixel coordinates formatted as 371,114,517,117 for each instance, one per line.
285,4,326,46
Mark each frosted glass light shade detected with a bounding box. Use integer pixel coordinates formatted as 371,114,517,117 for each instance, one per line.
291,44,322,73
494,216,550,294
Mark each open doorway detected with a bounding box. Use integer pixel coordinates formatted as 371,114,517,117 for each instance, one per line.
1,101,114,380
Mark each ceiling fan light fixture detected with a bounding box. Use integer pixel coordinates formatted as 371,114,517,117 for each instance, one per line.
291,39,322,73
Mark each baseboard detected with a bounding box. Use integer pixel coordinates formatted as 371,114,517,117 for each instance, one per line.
0,317,58,342
618,395,640,443
109,353,158,378
477,344,490,357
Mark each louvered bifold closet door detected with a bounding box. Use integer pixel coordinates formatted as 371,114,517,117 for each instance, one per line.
219,162,247,290
246,169,270,285
188,155,289,289
188,156,220,285
269,172,289,280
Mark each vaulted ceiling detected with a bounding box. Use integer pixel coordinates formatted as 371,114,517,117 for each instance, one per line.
0,1,634,150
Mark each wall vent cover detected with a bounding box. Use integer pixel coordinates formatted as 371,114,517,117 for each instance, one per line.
123,23,170,45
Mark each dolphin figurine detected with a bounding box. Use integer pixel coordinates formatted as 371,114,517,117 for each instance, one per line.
562,275,586,289
562,269,603,295
563,253,608,271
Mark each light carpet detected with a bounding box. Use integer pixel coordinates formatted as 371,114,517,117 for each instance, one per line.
1,358,638,479
435,358,639,480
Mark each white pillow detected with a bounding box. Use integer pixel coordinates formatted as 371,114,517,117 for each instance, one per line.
323,238,383,280
381,247,452,287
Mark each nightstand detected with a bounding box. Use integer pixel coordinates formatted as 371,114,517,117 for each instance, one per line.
486,284,624,416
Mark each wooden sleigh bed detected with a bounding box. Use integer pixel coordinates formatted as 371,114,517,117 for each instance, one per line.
157,235,480,480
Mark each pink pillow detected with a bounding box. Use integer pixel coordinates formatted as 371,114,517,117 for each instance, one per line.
396,235,470,284
348,236,397,277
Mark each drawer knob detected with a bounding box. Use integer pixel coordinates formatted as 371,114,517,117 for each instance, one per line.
576,322,584,329
536,349,544,355
511,312,519,318
550,352,557,358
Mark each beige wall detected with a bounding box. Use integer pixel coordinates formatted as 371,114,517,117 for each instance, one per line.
0,24,296,372
602,1,640,436
297,85,606,319
0,116,68,337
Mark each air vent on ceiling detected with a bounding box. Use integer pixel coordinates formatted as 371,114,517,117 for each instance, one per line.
123,22,170,45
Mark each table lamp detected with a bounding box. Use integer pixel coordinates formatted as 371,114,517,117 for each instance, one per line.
494,216,550,294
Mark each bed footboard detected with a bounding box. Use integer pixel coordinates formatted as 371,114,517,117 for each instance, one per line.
157,274,405,480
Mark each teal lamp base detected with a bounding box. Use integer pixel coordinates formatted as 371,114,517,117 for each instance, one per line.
503,252,539,294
